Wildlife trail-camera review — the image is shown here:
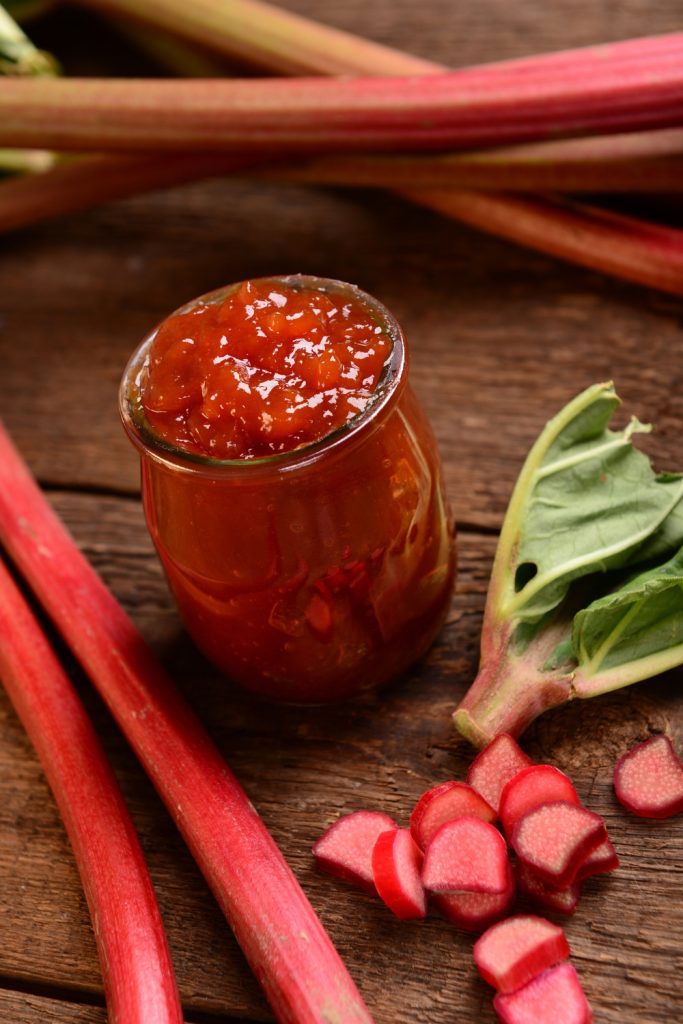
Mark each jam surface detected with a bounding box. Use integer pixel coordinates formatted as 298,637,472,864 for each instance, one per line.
141,279,392,459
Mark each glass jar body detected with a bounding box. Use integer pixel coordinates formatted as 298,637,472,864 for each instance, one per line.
139,385,454,701
121,276,455,703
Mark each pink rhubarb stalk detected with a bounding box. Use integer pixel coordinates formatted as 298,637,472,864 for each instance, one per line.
2,58,683,153
0,420,374,1024
0,557,183,1024
92,0,683,294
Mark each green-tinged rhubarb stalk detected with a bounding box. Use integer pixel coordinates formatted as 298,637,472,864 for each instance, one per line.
3,129,683,233
72,0,683,84
454,383,683,747
3,57,683,153
0,151,257,230
0,558,183,1023
0,1,57,74
278,130,683,193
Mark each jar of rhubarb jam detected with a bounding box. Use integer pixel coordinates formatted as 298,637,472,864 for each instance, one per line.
120,275,455,703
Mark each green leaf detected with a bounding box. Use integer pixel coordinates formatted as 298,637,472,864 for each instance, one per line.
571,546,683,695
455,382,683,747
495,382,683,628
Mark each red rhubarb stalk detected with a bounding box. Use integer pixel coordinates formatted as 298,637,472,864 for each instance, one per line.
0,557,183,1024
0,420,374,1024
402,189,683,297
2,60,683,153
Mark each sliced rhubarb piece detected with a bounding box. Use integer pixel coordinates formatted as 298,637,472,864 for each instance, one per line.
371,828,426,920
474,914,570,994
515,862,581,916
313,810,397,894
512,801,606,889
466,734,533,815
422,816,509,895
614,735,683,819
493,962,593,1024
410,781,496,850
574,836,620,883
499,765,580,838
434,863,515,932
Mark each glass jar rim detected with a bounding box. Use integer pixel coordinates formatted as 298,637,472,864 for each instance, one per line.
119,274,408,478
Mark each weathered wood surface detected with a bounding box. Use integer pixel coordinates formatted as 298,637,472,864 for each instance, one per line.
1,1,683,1022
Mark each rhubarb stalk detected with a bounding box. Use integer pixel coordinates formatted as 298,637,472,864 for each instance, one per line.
0,557,183,1024
2,59,683,153
0,420,374,1024
2,130,683,237
278,130,683,193
0,151,257,232
71,0,683,293
405,192,683,297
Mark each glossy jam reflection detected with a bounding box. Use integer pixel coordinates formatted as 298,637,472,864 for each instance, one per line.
121,276,456,703
141,279,392,460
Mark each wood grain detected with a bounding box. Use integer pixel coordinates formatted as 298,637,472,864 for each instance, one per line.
0,991,107,1024
1,1,683,1021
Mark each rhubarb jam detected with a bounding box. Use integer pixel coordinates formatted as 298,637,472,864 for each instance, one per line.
121,276,455,703
141,279,392,460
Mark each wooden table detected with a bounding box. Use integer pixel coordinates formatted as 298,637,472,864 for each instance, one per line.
1,2,683,1021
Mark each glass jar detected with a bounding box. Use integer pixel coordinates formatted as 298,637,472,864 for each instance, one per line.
120,275,455,703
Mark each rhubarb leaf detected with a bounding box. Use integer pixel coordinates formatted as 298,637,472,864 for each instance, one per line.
455,382,683,747
491,382,683,633
571,546,683,695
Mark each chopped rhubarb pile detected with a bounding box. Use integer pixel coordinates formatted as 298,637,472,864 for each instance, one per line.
312,735,616,1022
